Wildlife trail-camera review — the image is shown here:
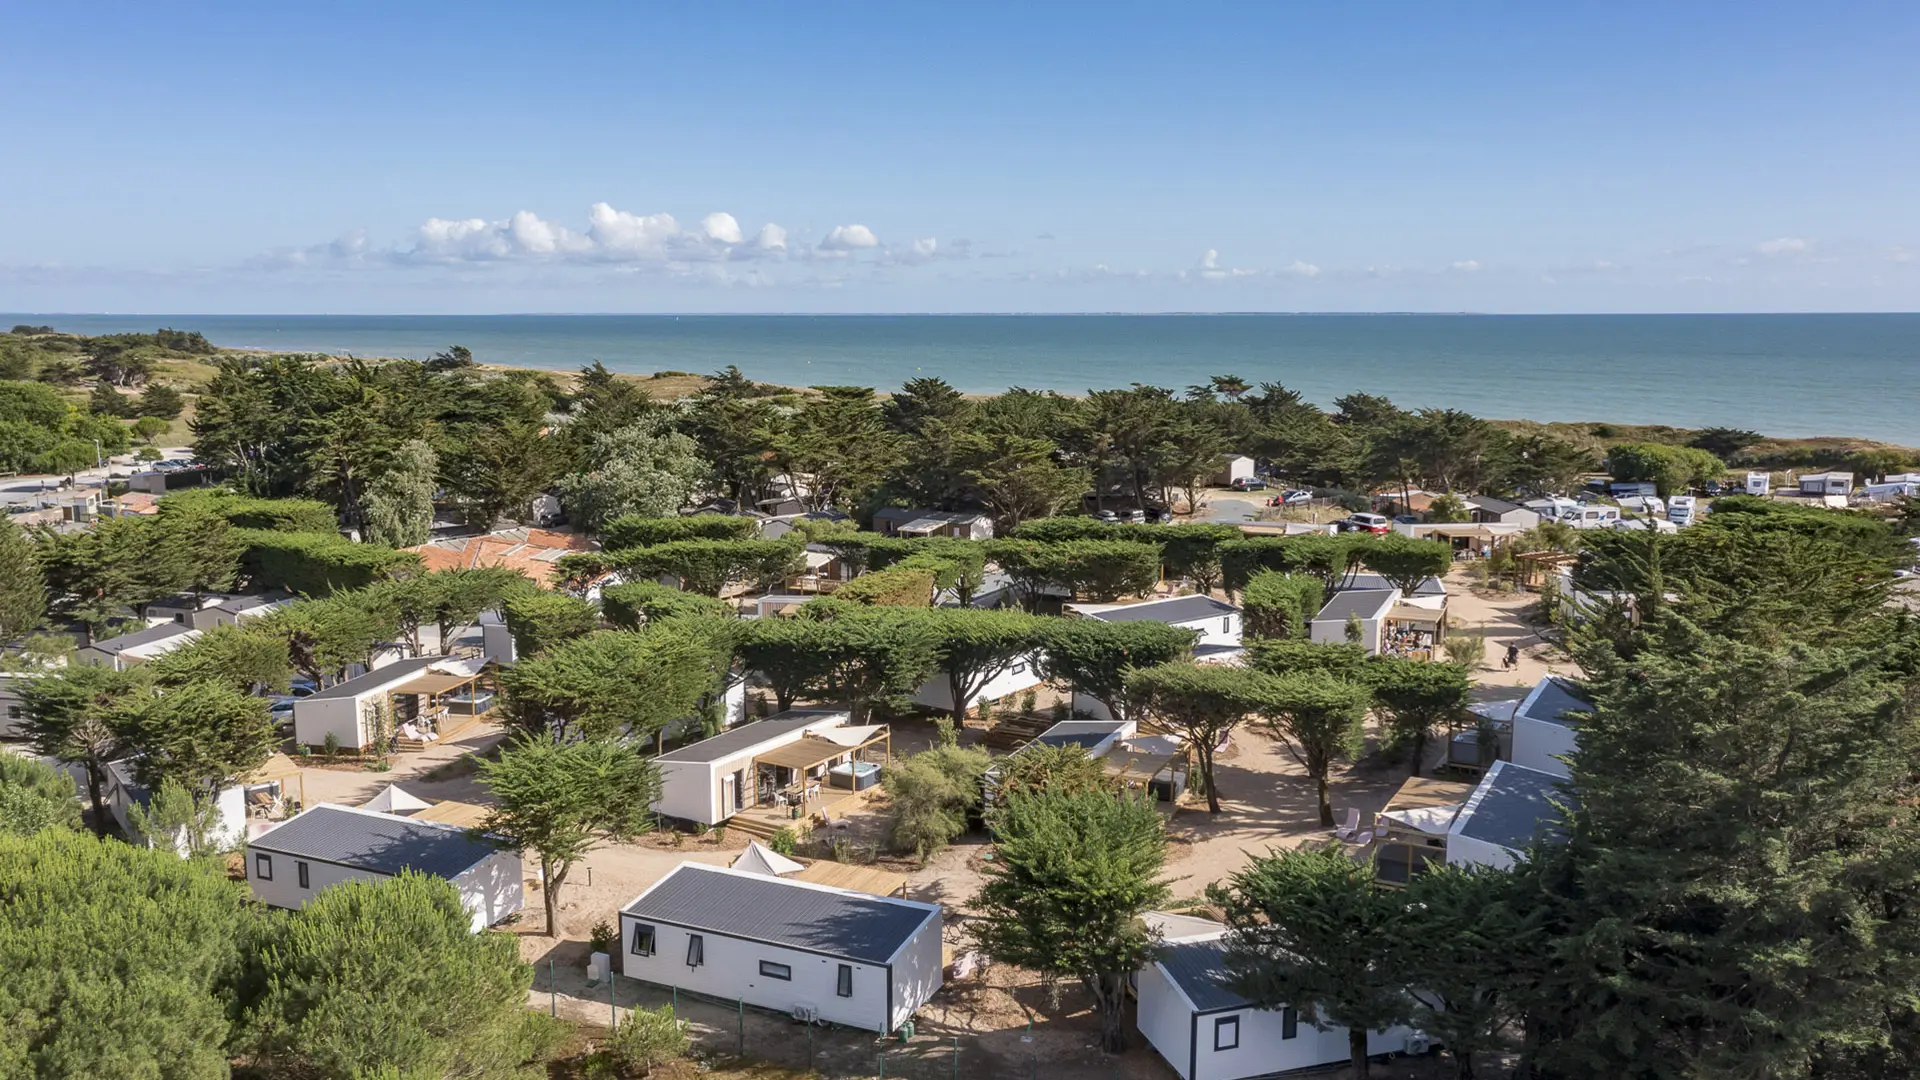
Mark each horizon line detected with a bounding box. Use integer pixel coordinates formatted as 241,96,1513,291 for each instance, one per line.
9,310,1920,319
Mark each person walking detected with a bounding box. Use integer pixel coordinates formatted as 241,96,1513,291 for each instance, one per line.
1503,642,1520,670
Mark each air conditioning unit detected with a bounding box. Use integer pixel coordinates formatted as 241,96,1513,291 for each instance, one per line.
792,1004,818,1024
1404,1032,1432,1056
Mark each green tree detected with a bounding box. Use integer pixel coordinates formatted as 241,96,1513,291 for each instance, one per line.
600,579,732,629
953,425,1088,533
501,592,598,659
89,380,134,418
808,606,941,723
680,365,784,503
0,517,46,642
1240,572,1323,640
989,742,1111,800
1353,533,1451,592
136,382,186,419
361,437,438,548
1253,671,1371,826
923,608,1047,724
554,416,709,534
477,734,662,936
497,628,715,744
16,664,144,835
1607,442,1726,496
0,752,81,835
779,386,902,513
131,415,170,444
148,623,292,694
1394,864,1526,1079
0,829,247,1077
607,1003,691,1077
735,616,836,712
610,537,804,597
257,593,396,686
1124,661,1264,813
970,788,1171,1053
1427,492,1470,522
120,681,277,801
602,512,759,549
1034,618,1197,723
882,743,993,858
124,777,227,857
443,416,561,530
240,871,539,1078
1364,656,1471,775
1211,844,1413,1080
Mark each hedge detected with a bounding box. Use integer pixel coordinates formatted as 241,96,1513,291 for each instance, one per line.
601,513,759,550
235,529,421,595
835,566,938,607
599,580,732,629
1241,572,1324,640
158,489,339,534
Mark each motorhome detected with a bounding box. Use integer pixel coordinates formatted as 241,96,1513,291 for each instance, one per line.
1667,495,1698,527
1523,499,1621,530
1744,471,1771,496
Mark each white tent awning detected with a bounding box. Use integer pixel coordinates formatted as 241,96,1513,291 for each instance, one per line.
818,724,887,747
1380,803,1463,835
362,784,432,815
731,840,806,877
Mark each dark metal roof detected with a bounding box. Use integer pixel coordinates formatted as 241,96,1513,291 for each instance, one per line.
871,507,986,525
1313,588,1398,623
622,863,939,964
1517,677,1594,729
1157,938,1251,1012
1467,495,1525,515
1085,595,1238,625
1035,719,1128,749
88,622,194,654
655,709,846,764
305,656,443,701
1455,762,1567,852
250,804,500,878
1345,572,1446,597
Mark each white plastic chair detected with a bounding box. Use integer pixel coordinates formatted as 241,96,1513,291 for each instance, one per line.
1333,807,1362,841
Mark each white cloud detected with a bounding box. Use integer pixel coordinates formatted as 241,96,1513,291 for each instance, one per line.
1185,249,1258,281
820,224,880,251
1450,259,1481,273
754,223,788,252
586,203,680,258
1757,237,1809,255
1278,260,1321,278
700,212,743,245
912,237,938,258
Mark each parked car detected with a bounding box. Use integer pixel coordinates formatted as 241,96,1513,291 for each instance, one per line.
1279,489,1312,505
1229,476,1267,491
1392,514,1421,525
1338,512,1392,534
1093,509,1121,524
1124,509,1149,524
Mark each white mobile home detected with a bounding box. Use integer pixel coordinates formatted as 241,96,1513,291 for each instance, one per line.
1309,588,1397,652
103,758,247,848
1508,676,1593,779
911,651,1044,715
1066,594,1244,662
1445,760,1566,871
1798,471,1854,496
146,592,293,630
1136,921,1420,1080
652,708,869,827
870,507,994,540
1210,455,1257,487
290,655,483,752
1464,495,1541,527
620,863,943,1033
75,622,198,671
246,803,523,932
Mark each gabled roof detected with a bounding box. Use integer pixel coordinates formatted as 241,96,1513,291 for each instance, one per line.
250,804,502,878
1451,760,1567,853
88,622,194,654
1074,594,1239,626
1314,588,1398,624
655,709,847,764
304,656,443,701
1466,495,1525,515
1156,935,1250,1012
622,863,939,965
1515,676,1594,729
1345,572,1446,597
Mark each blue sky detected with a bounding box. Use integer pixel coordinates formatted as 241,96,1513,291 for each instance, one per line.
4,1,1918,313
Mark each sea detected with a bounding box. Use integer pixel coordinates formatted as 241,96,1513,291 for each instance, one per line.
9,313,1918,444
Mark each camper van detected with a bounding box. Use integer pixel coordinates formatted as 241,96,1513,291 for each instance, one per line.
1744,472,1771,496
1667,495,1698,527
1521,498,1621,530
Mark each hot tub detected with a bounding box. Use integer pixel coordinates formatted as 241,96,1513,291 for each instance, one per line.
828,760,882,791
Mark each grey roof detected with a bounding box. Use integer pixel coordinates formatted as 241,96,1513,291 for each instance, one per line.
213,592,290,614
623,864,938,964
1455,762,1567,852
88,622,193,654
1345,572,1446,597
1517,677,1594,729
655,709,845,764
1157,938,1250,1012
872,507,985,525
306,656,444,701
251,805,500,878
1035,719,1128,749
1085,595,1238,626
1467,495,1525,515
1314,588,1398,623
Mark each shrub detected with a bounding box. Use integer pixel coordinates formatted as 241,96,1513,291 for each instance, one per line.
835,565,937,606
607,1004,690,1077
1241,572,1324,640
588,919,618,955
1445,633,1487,669
882,745,993,859
768,827,799,856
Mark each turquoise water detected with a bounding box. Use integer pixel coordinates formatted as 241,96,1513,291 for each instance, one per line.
10,313,1918,443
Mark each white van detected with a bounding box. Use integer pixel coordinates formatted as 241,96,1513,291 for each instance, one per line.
1668,495,1698,527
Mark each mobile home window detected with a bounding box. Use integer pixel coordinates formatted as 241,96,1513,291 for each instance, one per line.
1222,617,1232,634
297,861,309,889
836,964,853,997
759,960,792,981
1282,1006,1298,1040
1214,1015,1240,1051
686,934,704,968
630,924,656,956
254,853,273,881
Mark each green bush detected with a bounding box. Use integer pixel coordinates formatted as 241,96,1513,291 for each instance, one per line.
768,827,799,855
607,1004,690,1076
162,489,340,533
835,565,937,606
601,512,758,550
1241,572,1324,640
599,580,731,629
235,528,421,594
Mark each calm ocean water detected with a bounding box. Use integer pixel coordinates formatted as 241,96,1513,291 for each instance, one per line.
10,313,1918,443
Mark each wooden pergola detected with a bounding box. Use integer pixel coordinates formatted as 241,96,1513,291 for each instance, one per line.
1383,602,1447,661
243,753,306,817
751,727,892,816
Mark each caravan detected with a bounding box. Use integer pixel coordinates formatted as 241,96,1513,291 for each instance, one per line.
1667,495,1699,527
